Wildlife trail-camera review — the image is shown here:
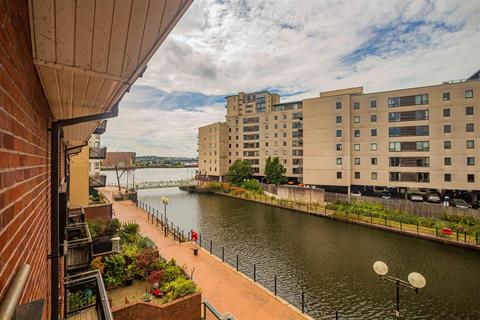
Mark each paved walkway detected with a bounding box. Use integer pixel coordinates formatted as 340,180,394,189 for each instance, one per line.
100,187,309,320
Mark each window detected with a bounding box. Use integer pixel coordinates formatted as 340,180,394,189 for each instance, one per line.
444,124,451,133
371,158,377,165
466,123,474,132
371,143,377,151
388,94,429,107
466,106,474,115
336,116,342,123
443,108,450,117
354,172,360,179
283,123,287,129
336,158,343,165
354,102,360,110
336,143,342,151
371,114,377,122
444,174,451,182
265,125,268,130
354,116,360,123
371,128,377,136
467,157,475,166
371,172,378,180
354,157,360,165
443,92,450,101
467,140,475,149
336,101,342,109
337,172,342,179
274,115,278,120
283,141,287,147
444,157,451,166
336,129,342,137
444,141,451,149
282,114,287,120
265,142,269,147
465,89,473,99
467,174,475,183
354,144,360,151
354,129,360,137
283,132,287,138
371,100,377,108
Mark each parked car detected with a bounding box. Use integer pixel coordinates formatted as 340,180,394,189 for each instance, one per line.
450,198,471,209
381,192,392,200
351,190,362,197
408,193,424,202
472,200,480,210
424,192,442,203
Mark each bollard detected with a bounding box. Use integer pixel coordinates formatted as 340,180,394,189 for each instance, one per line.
274,275,277,296
464,231,467,243
236,254,239,272
209,239,212,254
178,228,181,244
301,291,305,314
435,226,438,237
456,230,459,242
400,219,402,230
222,247,225,262
199,234,202,247
253,264,256,282
417,222,419,234
156,210,159,227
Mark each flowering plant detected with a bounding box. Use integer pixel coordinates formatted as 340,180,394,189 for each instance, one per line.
150,288,163,297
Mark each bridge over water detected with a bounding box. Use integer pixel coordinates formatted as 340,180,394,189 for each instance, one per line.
109,179,196,190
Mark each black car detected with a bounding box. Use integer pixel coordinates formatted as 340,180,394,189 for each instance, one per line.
472,200,480,210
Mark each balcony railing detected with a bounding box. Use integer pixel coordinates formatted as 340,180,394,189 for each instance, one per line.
89,147,107,159
66,223,93,272
68,207,85,224
64,270,113,320
89,175,107,188
93,120,107,135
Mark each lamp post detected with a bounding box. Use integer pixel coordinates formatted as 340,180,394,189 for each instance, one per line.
161,197,170,220
373,261,426,319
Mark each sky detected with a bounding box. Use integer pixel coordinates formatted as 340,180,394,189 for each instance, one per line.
102,0,480,157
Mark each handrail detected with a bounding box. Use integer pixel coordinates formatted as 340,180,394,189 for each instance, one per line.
0,264,31,320
202,300,235,320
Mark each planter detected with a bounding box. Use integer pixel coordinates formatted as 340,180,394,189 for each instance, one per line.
125,278,134,286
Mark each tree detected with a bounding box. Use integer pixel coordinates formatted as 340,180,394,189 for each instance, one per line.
264,156,287,185
227,160,253,185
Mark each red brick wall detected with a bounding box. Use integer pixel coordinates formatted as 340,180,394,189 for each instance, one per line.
0,0,53,318
113,292,201,320
84,203,113,224
103,152,136,168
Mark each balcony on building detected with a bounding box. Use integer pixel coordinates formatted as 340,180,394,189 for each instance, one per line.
66,223,93,273
89,147,107,159
93,120,108,135
89,175,107,188
68,207,85,224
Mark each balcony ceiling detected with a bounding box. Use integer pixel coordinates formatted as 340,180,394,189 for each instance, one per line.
28,0,192,146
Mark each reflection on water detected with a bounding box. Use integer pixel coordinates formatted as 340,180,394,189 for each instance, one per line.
133,170,480,319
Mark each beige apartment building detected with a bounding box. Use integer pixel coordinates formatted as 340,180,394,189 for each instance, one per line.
198,122,229,180
199,73,479,198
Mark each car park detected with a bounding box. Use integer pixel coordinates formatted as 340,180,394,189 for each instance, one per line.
450,198,471,209
408,193,424,202
472,200,480,210
381,192,392,200
351,190,362,196
424,192,442,203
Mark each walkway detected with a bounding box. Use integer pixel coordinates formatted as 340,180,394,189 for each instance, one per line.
100,187,309,320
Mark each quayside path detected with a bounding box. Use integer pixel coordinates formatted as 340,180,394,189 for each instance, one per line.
100,187,310,320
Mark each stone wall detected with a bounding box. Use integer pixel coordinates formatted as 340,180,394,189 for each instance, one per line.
276,185,325,204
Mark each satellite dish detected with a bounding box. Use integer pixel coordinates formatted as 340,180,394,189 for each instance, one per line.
408,272,426,289
373,261,388,276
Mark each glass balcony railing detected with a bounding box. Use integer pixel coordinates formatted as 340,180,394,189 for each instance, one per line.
66,223,92,272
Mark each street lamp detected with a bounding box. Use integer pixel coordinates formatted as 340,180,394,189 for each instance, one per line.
373,261,426,319
161,197,170,220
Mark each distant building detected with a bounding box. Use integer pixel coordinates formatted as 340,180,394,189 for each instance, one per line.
104,151,137,168
198,122,229,180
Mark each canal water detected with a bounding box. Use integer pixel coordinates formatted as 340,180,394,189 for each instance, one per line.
105,168,480,319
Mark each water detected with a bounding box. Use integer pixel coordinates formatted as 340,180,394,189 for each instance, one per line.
127,169,480,319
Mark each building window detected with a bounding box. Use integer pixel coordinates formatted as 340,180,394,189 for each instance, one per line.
354,129,360,137
337,172,342,179
336,116,342,123
444,141,451,149
371,158,377,165
336,158,342,165
371,114,377,122
371,143,377,151
467,174,475,183
283,132,287,138
354,102,360,109
467,140,475,149
371,100,377,108
336,101,342,109
444,157,451,166
371,172,378,180
444,173,452,182
354,144,360,151
336,143,342,151
336,129,342,137
444,124,451,133
354,157,360,165
274,115,278,120
354,172,360,179
465,89,473,99
467,157,475,166
282,114,287,120
466,123,474,132
443,108,450,117
353,116,360,123
371,128,377,136
443,92,450,101
466,106,474,115
283,123,287,129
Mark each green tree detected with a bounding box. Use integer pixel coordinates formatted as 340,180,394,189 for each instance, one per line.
264,156,287,185
227,160,253,185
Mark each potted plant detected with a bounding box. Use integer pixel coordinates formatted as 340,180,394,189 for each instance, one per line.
125,263,137,286
142,290,152,302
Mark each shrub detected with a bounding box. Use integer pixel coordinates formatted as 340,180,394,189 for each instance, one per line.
148,270,164,284
103,254,126,286
240,179,264,194
122,243,140,263
208,182,223,192
136,248,160,278
91,257,105,274
105,218,121,236
137,236,156,249
119,223,141,244
161,277,197,303
163,263,184,283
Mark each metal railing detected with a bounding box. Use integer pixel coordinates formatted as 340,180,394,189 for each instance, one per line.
66,222,93,272
0,264,31,320
89,175,107,188
64,270,113,320
93,120,107,135
68,207,85,224
202,300,235,320
89,147,107,159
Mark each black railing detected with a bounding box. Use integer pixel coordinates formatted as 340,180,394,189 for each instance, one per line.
93,120,107,135
64,270,113,320
89,147,107,159
66,223,93,272
89,175,107,188
68,207,85,224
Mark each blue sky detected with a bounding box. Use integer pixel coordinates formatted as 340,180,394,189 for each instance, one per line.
102,0,480,157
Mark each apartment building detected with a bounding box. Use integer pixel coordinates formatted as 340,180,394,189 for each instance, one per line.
200,74,479,198
198,122,229,180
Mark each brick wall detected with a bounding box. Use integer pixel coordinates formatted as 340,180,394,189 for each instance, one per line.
103,152,136,168
84,202,113,224
112,292,201,320
0,0,54,318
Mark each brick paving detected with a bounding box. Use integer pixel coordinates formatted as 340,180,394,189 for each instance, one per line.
100,187,310,320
